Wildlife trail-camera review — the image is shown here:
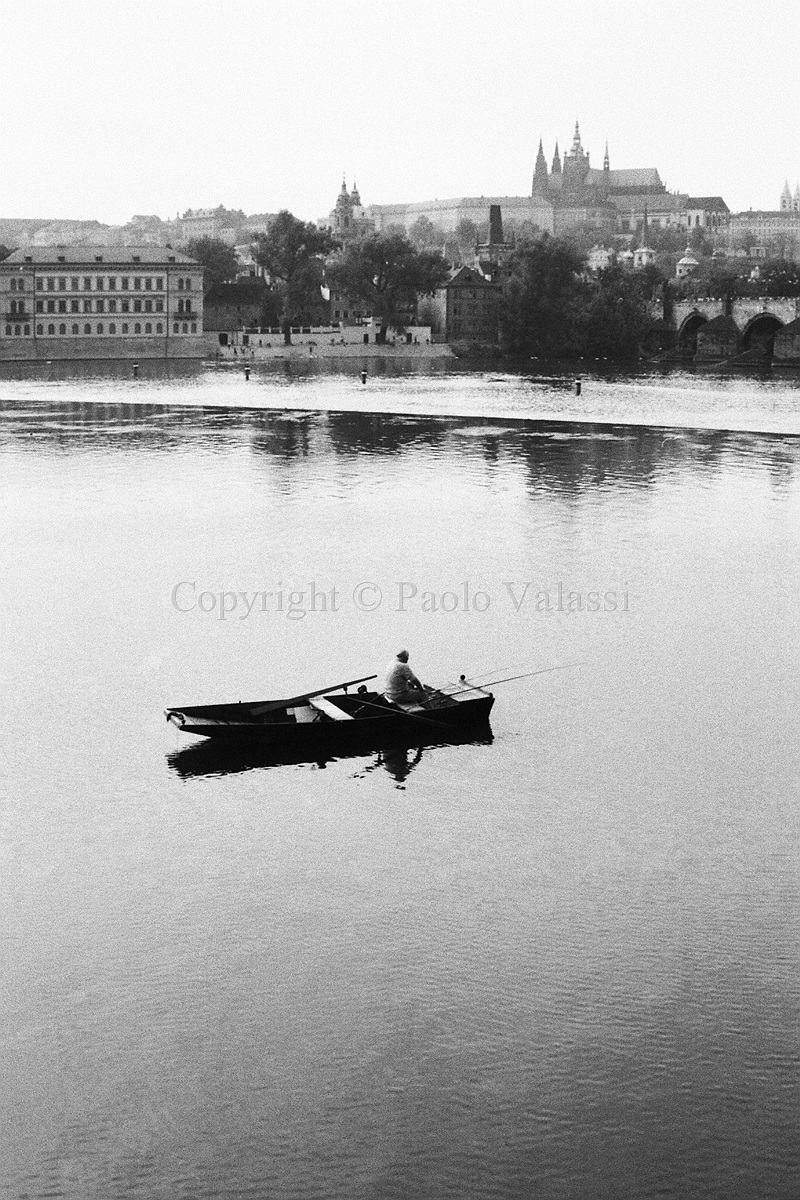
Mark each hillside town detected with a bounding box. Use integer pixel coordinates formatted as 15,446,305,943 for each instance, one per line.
2,122,800,365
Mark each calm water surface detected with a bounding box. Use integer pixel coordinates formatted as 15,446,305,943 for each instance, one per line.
1,362,799,1199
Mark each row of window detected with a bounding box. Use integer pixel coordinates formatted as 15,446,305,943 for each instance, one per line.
2,275,199,293
35,298,174,314
4,321,199,336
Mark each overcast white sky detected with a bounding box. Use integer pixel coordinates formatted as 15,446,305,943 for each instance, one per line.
3,0,797,224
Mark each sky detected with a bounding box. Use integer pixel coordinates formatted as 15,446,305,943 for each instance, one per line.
2,0,798,225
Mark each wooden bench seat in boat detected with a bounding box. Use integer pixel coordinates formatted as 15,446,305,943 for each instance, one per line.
309,696,353,720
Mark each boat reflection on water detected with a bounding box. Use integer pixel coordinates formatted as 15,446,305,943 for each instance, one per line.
167,725,493,782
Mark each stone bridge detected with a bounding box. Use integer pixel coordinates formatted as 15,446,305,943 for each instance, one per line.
670,296,800,361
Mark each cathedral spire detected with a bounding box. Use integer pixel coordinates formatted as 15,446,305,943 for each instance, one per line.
532,137,549,195
571,120,583,156
603,141,610,172
551,141,561,174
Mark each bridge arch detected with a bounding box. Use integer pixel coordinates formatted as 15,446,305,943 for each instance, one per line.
677,311,708,352
741,313,784,353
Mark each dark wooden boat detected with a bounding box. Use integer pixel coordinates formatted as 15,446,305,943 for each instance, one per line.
165,672,494,751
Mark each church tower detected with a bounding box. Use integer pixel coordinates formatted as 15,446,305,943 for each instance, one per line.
532,138,549,196
562,120,590,196
780,181,792,211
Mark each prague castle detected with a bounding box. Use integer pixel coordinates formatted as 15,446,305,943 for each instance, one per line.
350,123,728,238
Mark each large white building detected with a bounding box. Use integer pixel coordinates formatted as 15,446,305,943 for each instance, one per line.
0,246,204,360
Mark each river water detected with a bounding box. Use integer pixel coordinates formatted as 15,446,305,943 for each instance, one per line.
1,360,799,1199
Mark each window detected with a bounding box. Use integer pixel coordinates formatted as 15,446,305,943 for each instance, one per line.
122,324,129,334
134,278,141,290
144,300,152,313
4,326,10,336
14,325,21,336
173,323,179,333
134,299,142,313
84,323,91,334
47,278,55,291
95,255,103,263
83,300,91,313
145,278,152,291
177,300,184,314
182,323,188,333
58,300,66,313
59,324,66,335
71,300,79,313
24,325,30,336
109,300,117,313
145,322,152,333
97,323,104,334
47,301,55,313
84,277,92,290
185,278,192,290
9,278,16,291
108,277,116,290
132,255,140,263
109,323,116,334
134,323,141,334
177,278,184,291
121,277,129,290
96,277,104,290
156,323,163,333
72,324,79,334
71,277,78,290
121,300,130,313
156,278,163,291
155,299,163,312
58,278,66,291
47,323,55,334
96,300,104,313
36,324,43,334
191,323,197,333
36,301,44,313
185,300,192,313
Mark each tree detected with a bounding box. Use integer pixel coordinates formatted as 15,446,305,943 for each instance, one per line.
326,232,450,343
409,215,445,250
182,237,239,291
252,211,336,344
500,235,588,358
582,263,663,360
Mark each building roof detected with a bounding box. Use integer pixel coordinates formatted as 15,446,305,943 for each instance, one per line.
686,197,730,212
592,167,664,190
2,245,198,265
445,266,499,289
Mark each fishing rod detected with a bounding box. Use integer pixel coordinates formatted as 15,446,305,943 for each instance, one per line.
442,663,583,696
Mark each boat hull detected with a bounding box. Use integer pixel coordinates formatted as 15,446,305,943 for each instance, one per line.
170,693,494,748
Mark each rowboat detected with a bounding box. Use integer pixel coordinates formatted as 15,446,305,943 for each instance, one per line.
164,672,495,752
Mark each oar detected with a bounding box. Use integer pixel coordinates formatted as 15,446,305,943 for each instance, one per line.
251,674,377,716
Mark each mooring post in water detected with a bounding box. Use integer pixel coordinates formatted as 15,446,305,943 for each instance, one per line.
133,363,139,379
575,378,581,396
244,365,250,380
361,370,367,385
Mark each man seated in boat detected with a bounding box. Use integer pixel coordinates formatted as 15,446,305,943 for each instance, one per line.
383,649,428,707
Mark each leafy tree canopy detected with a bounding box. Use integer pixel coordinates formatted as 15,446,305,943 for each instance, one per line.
252,211,336,342
409,216,445,250
326,232,450,340
501,234,661,361
182,237,239,290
